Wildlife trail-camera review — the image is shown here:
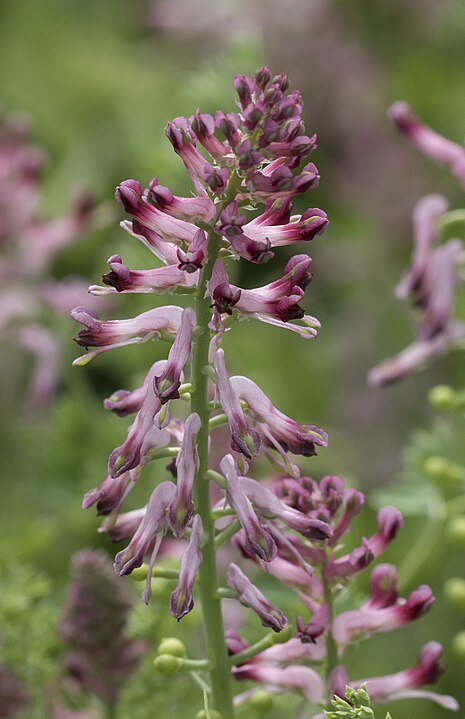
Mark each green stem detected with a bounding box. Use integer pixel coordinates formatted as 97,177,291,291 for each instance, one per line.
323,560,337,705
228,633,275,666
191,192,238,718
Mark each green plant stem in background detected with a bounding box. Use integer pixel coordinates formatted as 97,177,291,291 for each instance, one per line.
190,214,235,718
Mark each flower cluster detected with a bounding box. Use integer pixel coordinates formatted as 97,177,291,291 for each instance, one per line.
227,473,457,711
0,110,101,410
73,69,455,717
369,105,465,386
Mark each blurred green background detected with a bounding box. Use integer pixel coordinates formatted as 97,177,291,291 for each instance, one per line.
1,1,465,717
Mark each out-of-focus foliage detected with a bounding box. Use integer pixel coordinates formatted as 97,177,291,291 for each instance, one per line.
1,1,465,718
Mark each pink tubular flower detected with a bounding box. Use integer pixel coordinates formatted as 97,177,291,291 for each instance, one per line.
367,325,465,386
114,481,176,598
154,307,195,403
103,360,167,416
396,194,449,306
216,201,275,264
227,563,287,632
238,476,332,541
365,564,399,609
190,110,231,163
331,489,365,543
108,364,172,477
209,254,321,338
368,233,464,386
71,305,182,365
332,584,434,645
121,219,179,265
213,349,261,459
115,179,198,243
248,161,321,200
242,209,329,248
147,177,214,221
355,642,459,710
366,507,403,557
324,540,374,581
230,375,328,456
296,602,329,644
221,455,277,562
233,663,324,705
389,101,465,188
101,507,146,542
169,412,201,537
165,117,213,191
170,514,203,620
176,228,207,273
82,471,133,516
89,254,194,295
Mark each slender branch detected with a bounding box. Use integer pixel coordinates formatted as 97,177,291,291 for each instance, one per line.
131,565,179,581
215,520,241,549
228,634,275,666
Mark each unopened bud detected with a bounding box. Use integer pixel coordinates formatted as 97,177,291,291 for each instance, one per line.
132,564,149,581
195,711,223,719
270,624,294,645
424,456,465,483
446,516,465,548
250,689,273,713
452,631,465,660
429,385,456,410
158,637,186,658
153,654,182,675
444,578,465,611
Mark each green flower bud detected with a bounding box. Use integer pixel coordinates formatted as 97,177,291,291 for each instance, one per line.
429,385,457,410
153,654,182,675
131,564,149,581
195,711,223,719
444,578,465,611
250,689,274,713
158,637,186,658
424,456,465,483
452,631,465,660
446,516,465,548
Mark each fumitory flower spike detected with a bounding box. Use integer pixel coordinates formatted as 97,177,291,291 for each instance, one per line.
73,66,457,719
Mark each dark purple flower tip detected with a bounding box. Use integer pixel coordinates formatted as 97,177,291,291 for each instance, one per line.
235,140,262,170
214,111,241,144
377,506,403,540
271,72,290,92
255,66,271,90
165,116,196,149
115,179,143,212
369,564,398,608
203,164,230,193
233,74,255,107
153,374,182,403
147,178,173,208
190,109,216,138
102,255,132,292
212,282,242,315
244,103,265,132
413,642,444,684
296,603,328,643
244,238,275,264
176,247,204,273
388,101,418,136
300,207,329,239
402,585,435,620
231,427,262,461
